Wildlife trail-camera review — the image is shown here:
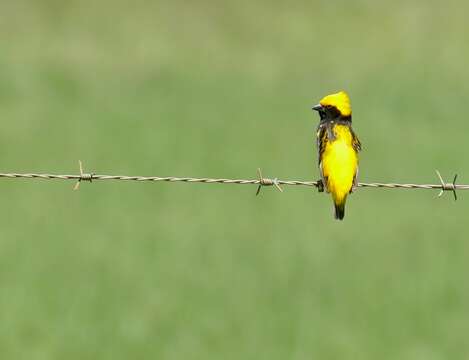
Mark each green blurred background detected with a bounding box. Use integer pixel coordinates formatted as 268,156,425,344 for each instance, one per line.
1,1,469,358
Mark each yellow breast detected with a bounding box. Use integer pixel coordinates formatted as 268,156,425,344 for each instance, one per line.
321,124,358,200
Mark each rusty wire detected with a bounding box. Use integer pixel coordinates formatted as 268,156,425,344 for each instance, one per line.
0,161,466,199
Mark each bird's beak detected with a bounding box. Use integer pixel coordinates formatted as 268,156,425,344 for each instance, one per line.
312,104,323,112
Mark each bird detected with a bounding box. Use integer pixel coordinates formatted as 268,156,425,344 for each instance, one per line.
312,91,361,220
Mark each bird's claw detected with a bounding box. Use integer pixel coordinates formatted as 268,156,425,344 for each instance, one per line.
317,179,324,192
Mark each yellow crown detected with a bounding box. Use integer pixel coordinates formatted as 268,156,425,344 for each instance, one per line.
319,91,351,117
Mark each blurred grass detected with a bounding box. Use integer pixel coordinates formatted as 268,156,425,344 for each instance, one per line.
1,0,469,359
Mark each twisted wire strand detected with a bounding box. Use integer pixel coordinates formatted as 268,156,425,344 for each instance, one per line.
0,171,468,191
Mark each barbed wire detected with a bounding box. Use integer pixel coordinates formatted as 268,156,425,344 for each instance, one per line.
0,161,466,200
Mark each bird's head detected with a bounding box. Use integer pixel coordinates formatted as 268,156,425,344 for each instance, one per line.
312,91,352,121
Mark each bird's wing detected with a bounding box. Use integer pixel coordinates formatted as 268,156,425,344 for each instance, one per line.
316,124,328,166
351,128,361,152
351,166,359,193
316,124,329,192
350,127,361,192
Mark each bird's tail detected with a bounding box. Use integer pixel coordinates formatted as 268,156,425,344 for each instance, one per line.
333,196,346,220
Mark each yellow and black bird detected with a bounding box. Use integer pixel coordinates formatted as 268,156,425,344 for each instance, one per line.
312,91,361,220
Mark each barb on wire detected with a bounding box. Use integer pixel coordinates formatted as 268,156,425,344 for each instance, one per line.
436,170,458,200
73,160,94,190
0,161,467,200
256,168,283,195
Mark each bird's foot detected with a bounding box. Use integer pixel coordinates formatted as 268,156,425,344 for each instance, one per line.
317,179,324,193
